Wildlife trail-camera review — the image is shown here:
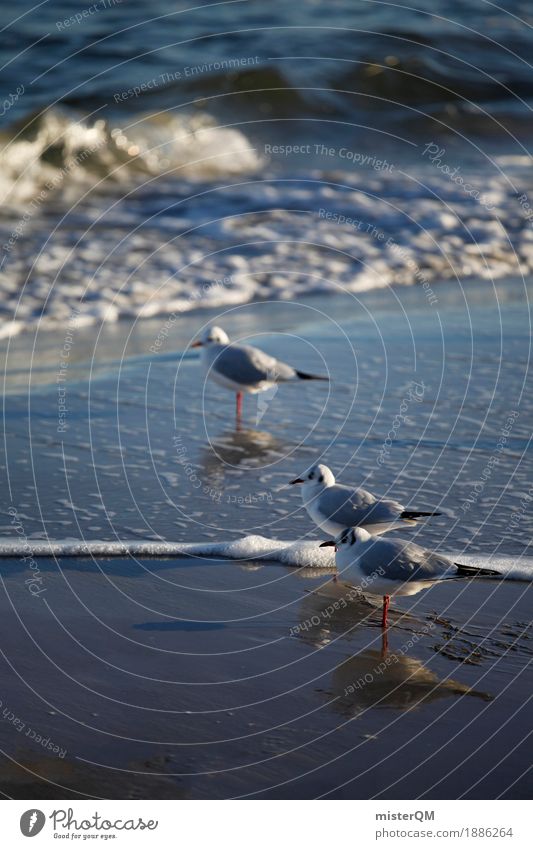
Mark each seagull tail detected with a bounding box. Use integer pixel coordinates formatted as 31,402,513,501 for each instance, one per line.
295,370,329,381
455,563,501,577
400,510,441,520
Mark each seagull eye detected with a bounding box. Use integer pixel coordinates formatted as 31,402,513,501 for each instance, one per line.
318,475,323,483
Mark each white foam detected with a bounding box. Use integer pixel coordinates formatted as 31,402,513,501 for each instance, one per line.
0,109,260,208
1,120,532,337
0,535,530,580
449,552,532,582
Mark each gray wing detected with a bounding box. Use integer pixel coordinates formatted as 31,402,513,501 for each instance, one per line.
320,485,404,527
213,344,295,384
358,538,453,582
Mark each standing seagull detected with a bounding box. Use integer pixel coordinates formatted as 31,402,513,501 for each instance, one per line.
192,326,328,420
290,463,440,536
320,527,500,628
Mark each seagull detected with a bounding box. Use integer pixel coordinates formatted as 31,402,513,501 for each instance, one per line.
320,527,501,628
290,463,440,536
191,325,328,419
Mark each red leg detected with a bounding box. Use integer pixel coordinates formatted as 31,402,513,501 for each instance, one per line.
381,594,390,629
236,391,243,420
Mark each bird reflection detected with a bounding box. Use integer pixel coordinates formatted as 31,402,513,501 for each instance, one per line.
200,427,282,477
328,650,493,715
294,582,492,713
294,579,384,648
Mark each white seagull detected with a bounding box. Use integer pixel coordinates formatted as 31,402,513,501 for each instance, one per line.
192,325,328,419
320,527,500,628
290,463,440,536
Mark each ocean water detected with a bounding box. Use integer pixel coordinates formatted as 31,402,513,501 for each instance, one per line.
2,283,532,560
1,1,533,334
1,4,532,802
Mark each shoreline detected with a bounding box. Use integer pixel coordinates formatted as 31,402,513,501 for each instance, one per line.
0,276,531,799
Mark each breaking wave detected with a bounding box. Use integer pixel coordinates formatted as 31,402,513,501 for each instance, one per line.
0,107,261,208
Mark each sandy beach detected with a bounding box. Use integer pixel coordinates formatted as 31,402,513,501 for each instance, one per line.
0,281,531,799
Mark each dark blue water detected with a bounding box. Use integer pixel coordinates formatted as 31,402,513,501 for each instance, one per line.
3,0,533,142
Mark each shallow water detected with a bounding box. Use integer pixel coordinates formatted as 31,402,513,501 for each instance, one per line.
2,280,531,556
0,278,531,798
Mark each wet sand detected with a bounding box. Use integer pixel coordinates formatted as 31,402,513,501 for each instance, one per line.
0,553,530,799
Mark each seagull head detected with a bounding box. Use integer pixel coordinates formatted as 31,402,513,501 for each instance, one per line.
289,463,335,492
319,526,372,551
192,325,230,348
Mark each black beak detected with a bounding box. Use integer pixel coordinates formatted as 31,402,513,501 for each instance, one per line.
319,540,336,548
290,478,304,485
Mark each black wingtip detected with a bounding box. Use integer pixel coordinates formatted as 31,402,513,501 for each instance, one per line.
455,563,501,577
401,510,441,520
295,370,329,381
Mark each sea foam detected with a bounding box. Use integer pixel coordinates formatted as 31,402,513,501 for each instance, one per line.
0,535,530,580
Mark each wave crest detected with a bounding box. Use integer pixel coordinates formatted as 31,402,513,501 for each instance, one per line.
0,108,261,207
